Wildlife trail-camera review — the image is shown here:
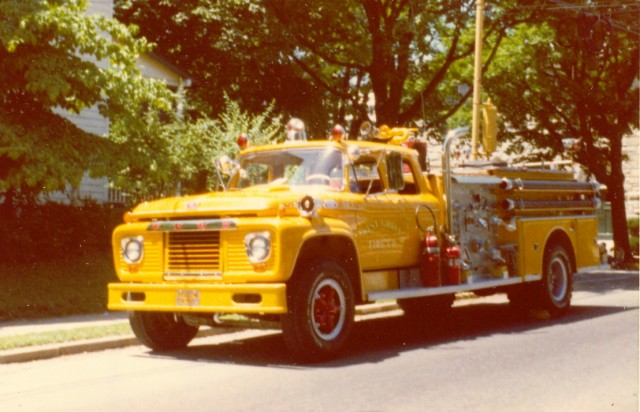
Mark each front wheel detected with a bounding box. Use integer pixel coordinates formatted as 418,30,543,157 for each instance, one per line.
129,311,199,351
281,260,355,362
537,244,573,317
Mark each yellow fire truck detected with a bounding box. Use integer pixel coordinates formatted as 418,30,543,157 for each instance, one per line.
107,125,605,361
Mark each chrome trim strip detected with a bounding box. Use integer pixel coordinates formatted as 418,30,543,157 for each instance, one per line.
515,215,597,223
147,219,237,232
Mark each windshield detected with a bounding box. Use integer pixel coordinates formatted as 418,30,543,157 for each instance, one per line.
232,147,345,190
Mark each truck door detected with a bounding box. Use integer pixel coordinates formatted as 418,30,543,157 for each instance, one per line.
353,151,417,270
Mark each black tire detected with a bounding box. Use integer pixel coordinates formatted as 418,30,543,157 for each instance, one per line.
398,294,454,319
537,244,573,317
129,311,199,351
281,260,355,362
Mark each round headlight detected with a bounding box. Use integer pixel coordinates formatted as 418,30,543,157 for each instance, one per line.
245,232,271,264
122,236,144,264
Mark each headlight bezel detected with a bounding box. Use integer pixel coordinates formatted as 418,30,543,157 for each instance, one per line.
121,236,144,264
244,232,272,264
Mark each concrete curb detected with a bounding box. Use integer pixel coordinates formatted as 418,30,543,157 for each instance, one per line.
0,326,242,365
0,336,140,364
0,303,401,365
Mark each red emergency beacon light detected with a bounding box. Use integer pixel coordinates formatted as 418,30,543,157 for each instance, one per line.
237,134,249,150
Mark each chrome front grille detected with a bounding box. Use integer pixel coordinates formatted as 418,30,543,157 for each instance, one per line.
166,231,221,277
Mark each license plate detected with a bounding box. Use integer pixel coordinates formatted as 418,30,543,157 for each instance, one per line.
176,289,200,306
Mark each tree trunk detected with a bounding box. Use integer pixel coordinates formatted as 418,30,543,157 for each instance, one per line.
605,127,633,264
582,124,632,265
608,177,632,264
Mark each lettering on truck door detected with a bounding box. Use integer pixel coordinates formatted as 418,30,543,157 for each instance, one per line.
384,155,429,268
352,153,399,269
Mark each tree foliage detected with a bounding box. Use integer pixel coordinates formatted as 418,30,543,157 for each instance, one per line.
0,0,173,200
116,0,331,135
110,96,283,203
485,1,639,261
117,0,533,135
261,0,541,131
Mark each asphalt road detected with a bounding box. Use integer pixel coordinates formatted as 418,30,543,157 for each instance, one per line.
0,271,637,412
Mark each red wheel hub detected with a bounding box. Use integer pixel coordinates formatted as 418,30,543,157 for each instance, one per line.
313,285,341,334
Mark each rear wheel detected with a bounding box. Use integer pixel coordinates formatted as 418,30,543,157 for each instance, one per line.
537,244,573,317
281,260,355,362
129,311,199,351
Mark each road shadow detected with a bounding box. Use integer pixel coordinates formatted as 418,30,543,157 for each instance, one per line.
145,300,636,368
141,271,638,367
339,303,636,366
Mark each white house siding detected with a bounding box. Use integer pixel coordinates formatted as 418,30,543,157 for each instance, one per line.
138,54,185,88
72,0,113,203
50,0,188,205
48,104,111,204
48,0,113,204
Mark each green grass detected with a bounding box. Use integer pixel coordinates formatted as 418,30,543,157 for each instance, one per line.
0,323,132,351
0,252,118,323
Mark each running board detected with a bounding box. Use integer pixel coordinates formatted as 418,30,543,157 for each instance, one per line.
367,276,540,302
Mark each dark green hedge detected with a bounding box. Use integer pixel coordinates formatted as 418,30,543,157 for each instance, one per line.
0,201,124,264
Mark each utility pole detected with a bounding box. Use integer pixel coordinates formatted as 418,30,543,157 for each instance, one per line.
471,0,485,160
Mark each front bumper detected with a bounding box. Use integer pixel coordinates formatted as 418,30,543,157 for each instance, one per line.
108,282,288,314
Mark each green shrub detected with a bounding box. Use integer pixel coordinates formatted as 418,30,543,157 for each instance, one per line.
0,198,123,320
0,200,124,264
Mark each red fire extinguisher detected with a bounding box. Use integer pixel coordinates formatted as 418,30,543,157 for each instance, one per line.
420,232,441,287
443,245,462,285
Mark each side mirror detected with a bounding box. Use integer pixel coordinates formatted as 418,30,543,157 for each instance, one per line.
214,156,239,191
215,155,237,173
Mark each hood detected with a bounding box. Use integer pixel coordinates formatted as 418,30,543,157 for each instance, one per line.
126,186,311,221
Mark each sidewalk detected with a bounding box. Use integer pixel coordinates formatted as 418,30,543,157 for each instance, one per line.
0,312,129,339
0,302,400,365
